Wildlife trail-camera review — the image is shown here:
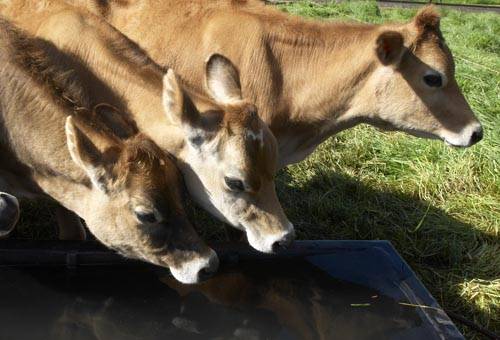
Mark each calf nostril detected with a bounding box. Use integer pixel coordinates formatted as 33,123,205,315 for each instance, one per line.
470,128,483,145
271,234,294,253
198,266,215,281
197,254,219,281
272,240,285,253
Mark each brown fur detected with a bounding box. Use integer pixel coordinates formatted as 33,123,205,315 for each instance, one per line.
63,0,482,166
0,17,217,283
0,1,294,253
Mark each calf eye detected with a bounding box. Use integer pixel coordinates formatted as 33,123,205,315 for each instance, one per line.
224,177,245,192
423,74,442,88
135,211,158,224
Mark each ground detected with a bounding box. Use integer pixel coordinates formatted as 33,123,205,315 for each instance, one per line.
11,1,499,338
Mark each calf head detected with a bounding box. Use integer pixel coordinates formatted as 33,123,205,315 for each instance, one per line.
366,6,482,147
162,55,294,253
65,114,218,284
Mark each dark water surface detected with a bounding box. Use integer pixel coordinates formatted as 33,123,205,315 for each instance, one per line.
0,241,462,340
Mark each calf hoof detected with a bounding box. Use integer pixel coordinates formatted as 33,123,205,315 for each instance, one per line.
0,193,20,238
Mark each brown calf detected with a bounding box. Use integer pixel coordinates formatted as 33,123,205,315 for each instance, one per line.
0,1,294,253
71,0,483,167
0,18,217,284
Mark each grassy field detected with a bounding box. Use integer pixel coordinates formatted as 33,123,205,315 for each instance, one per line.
275,2,500,338
11,0,499,338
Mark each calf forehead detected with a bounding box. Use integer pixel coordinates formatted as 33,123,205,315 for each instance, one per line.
245,129,276,181
224,102,260,130
127,170,184,218
414,37,453,75
121,140,183,201
220,129,272,185
209,101,276,179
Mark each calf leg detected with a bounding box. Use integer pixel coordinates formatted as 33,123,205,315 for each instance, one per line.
0,192,20,238
56,205,86,240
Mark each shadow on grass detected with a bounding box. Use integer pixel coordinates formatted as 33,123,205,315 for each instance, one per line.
275,168,498,337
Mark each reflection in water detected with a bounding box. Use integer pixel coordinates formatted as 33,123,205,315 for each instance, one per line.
162,259,422,340
0,257,427,340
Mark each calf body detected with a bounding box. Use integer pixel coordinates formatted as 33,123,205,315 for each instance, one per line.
0,18,217,284
68,0,483,167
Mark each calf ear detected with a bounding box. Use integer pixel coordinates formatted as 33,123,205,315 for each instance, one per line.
205,54,242,105
65,116,119,192
413,5,440,34
375,31,404,66
162,69,205,132
162,69,186,125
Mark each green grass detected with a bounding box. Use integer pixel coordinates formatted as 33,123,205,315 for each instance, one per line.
274,2,499,338
10,1,499,338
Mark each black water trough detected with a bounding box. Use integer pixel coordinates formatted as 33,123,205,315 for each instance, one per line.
0,240,464,340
